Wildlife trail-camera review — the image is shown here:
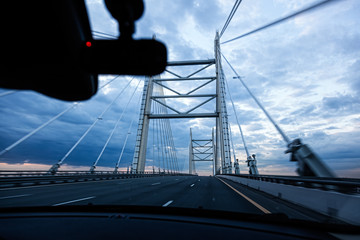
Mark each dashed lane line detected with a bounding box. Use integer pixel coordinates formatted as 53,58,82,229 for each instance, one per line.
52,196,96,206
162,200,173,207
0,194,32,200
0,178,132,191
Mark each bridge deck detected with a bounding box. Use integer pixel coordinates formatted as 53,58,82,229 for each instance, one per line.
0,176,331,223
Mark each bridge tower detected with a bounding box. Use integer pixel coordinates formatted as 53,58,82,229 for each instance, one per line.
131,32,231,174
189,128,215,175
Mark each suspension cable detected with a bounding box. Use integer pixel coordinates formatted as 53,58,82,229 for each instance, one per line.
1,75,121,158
99,75,121,89
159,84,175,173
223,69,250,157
167,121,178,172
114,120,134,172
155,104,162,171
54,78,135,168
228,122,238,164
159,83,178,173
91,78,142,171
222,0,335,44
219,0,243,38
114,89,142,173
157,103,167,172
221,53,290,144
92,30,118,38
123,90,143,172
152,108,156,172
160,114,171,172
0,103,78,156
92,34,117,40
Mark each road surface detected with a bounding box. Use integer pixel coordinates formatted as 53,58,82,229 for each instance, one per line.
0,175,326,221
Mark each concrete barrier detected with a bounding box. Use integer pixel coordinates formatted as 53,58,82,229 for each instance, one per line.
219,175,360,225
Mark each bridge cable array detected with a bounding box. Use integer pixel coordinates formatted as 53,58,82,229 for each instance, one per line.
115,119,135,173
221,67,258,174
115,91,143,173
221,0,336,44
221,53,291,145
219,0,243,38
90,78,142,173
92,30,118,39
0,75,124,157
150,82,179,173
228,122,239,174
222,69,250,157
220,47,335,177
48,77,136,174
0,102,78,157
99,75,121,89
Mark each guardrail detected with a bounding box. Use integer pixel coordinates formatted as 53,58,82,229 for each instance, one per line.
220,174,360,194
0,170,176,177
219,174,360,225
0,171,193,188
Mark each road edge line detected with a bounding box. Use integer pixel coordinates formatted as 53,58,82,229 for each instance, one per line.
216,176,271,214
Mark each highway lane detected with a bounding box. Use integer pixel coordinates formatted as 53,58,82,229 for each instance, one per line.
0,175,327,221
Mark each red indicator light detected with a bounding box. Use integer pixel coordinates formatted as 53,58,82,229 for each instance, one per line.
86,41,92,47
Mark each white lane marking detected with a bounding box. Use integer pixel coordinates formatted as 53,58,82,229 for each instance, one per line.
52,196,95,206
162,200,173,207
0,194,32,200
0,178,127,191
190,184,195,187
198,179,200,182
151,182,161,186
118,181,132,185
175,179,179,181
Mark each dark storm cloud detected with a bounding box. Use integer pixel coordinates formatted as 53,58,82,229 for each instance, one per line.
322,94,360,114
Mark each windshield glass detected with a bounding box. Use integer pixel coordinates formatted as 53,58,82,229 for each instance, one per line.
0,0,359,227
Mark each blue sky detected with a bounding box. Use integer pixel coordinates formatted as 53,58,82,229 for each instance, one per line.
0,0,359,177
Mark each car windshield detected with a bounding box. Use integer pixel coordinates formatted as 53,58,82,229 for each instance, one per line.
0,0,359,227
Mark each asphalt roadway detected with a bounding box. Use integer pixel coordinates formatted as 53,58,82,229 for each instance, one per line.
0,175,327,221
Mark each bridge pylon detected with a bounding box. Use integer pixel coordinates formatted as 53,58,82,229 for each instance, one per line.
189,128,215,175
131,32,231,174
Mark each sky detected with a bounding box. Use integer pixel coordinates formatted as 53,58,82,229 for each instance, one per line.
0,0,359,177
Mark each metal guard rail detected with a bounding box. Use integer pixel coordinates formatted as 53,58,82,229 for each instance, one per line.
220,174,360,194
0,170,176,177
0,171,194,188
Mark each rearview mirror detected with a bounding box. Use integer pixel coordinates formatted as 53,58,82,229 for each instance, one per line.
83,39,167,76
0,0,167,101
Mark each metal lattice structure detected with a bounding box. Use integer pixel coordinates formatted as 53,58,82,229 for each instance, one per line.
132,32,232,174
189,128,215,175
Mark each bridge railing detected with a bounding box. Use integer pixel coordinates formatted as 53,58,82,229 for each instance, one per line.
0,171,194,188
220,174,360,194
0,170,187,176
219,174,360,225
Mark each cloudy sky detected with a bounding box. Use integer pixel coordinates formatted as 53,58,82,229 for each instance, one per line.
0,0,359,177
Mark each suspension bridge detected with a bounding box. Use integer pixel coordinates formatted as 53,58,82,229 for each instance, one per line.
0,0,359,226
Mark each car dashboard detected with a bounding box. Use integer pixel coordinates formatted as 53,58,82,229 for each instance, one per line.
0,206,358,240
